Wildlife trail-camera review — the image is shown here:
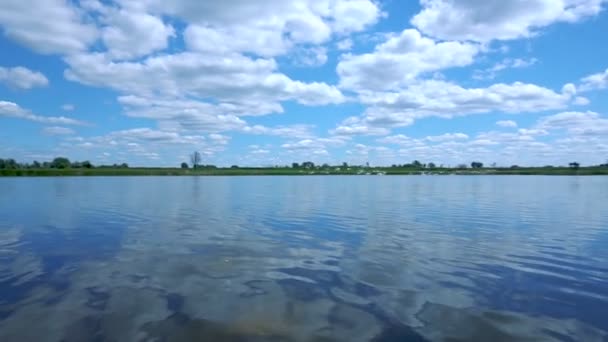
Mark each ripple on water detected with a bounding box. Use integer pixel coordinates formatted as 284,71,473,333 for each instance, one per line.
0,176,607,341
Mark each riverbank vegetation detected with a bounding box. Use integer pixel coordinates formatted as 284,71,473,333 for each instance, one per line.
2,157,608,176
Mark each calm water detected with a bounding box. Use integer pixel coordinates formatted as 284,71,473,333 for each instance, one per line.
0,176,607,341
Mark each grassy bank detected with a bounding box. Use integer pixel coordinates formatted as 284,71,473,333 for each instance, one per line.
2,166,607,176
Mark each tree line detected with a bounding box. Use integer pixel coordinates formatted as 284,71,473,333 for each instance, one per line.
4,155,607,170
0,157,128,169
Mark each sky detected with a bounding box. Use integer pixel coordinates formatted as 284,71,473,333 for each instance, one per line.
1,0,608,167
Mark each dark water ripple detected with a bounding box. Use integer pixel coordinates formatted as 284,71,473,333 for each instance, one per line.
0,176,607,341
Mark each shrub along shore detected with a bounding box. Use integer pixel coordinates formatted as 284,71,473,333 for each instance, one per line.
2,166,608,176
2,158,607,176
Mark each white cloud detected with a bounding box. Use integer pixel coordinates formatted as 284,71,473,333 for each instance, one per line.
63,51,344,135
330,116,392,136
61,128,232,164
291,46,328,67
99,7,175,60
177,0,380,57
0,66,48,89
364,80,575,116
336,38,353,51
61,104,75,111
42,126,75,135
0,100,87,125
518,128,549,136
333,80,577,136
412,0,606,42
579,68,608,91
473,58,538,80
0,0,98,54
65,52,344,112
183,24,290,58
574,96,590,105
426,132,469,142
281,136,348,156
250,148,270,155
537,111,608,136
496,120,518,128
376,134,418,145
208,133,231,145
337,29,479,91
242,125,314,138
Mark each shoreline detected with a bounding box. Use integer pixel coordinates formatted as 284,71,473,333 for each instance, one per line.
2,167,607,177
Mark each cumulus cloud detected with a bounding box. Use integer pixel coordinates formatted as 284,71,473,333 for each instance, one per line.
99,7,176,60
290,46,328,67
331,116,392,136
411,0,606,42
365,80,575,116
579,68,608,91
332,80,577,136
376,134,419,145
281,136,348,158
426,133,469,142
336,38,353,51
337,29,479,91
473,58,538,80
2,0,606,166
496,120,518,128
172,0,380,57
242,125,314,139
65,52,344,120
0,100,87,125
61,128,232,164
537,111,608,136
0,0,98,54
0,66,48,89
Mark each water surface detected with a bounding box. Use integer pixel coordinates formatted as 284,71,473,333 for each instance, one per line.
0,176,607,341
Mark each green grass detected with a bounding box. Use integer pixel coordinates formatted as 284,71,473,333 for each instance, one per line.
1,166,607,177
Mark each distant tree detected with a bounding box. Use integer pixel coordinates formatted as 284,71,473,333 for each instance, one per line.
82,161,93,169
569,162,580,170
302,161,315,169
471,161,483,169
120,163,129,168
412,160,422,168
391,164,397,168
190,151,201,169
457,164,468,169
0,159,4,169
51,157,71,169
321,163,330,169
342,162,348,168
32,161,41,168
71,161,82,168
230,165,239,169
510,165,519,169
292,162,300,169
428,162,436,169
3,159,17,169
181,162,189,169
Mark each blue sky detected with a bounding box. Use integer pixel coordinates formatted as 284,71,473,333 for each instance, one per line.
1,0,608,167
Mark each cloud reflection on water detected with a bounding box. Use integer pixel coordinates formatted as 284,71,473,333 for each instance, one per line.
0,176,607,341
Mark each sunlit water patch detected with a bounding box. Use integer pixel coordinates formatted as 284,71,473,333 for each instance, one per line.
0,176,607,341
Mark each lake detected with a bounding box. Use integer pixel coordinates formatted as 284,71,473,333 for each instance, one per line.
0,176,607,341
